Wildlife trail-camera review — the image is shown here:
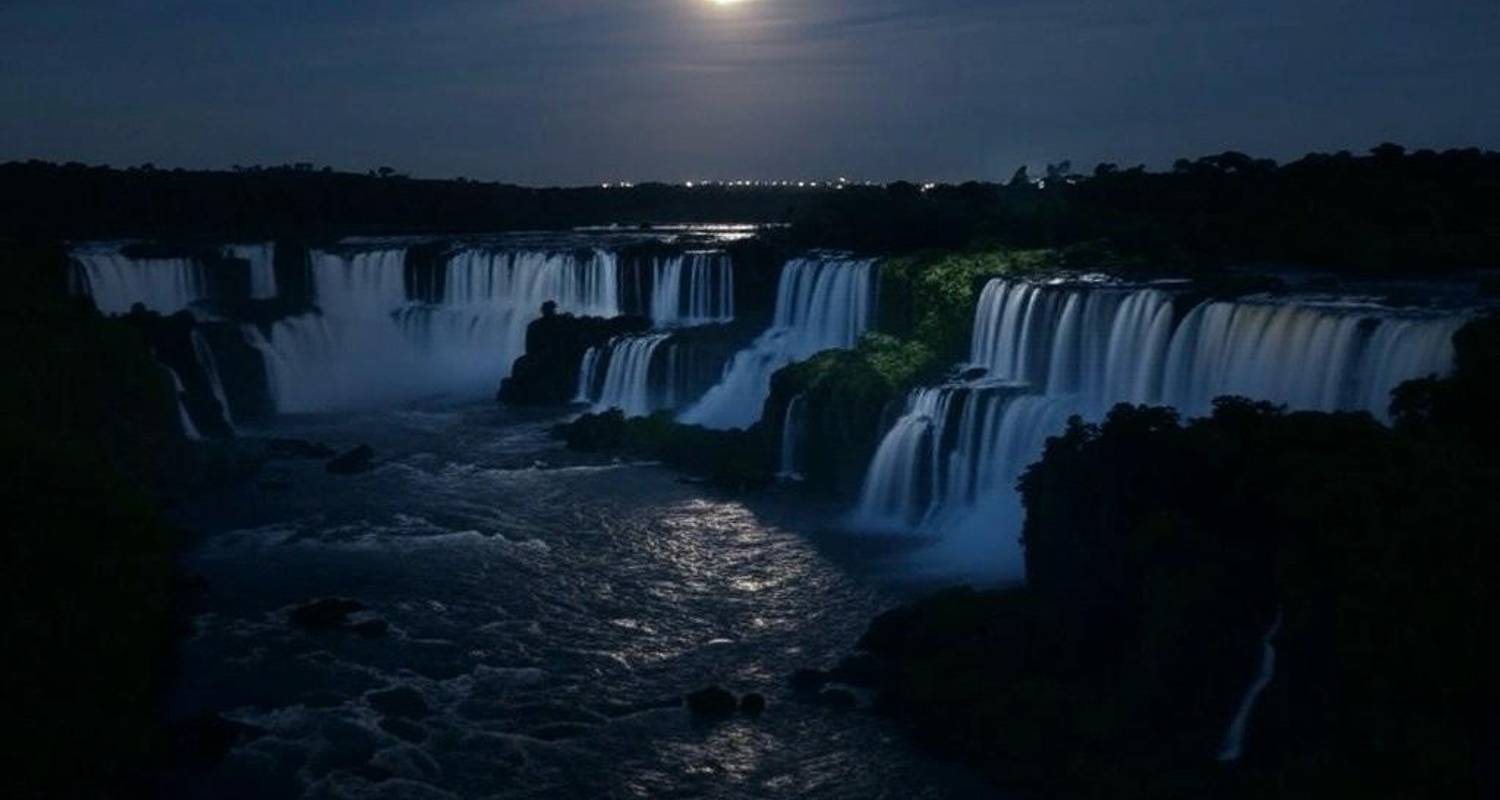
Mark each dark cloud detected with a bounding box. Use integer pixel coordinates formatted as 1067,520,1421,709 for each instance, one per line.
1,0,1496,184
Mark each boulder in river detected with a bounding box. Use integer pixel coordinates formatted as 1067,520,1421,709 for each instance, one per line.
739,693,767,715
686,685,738,717
288,597,367,630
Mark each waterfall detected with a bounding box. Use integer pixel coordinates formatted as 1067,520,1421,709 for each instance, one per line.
249,248,622,413
853,386,1073,530
778,394,807,480
651,252,734,326
225,243,278,300
1218,610,1283,763
578,334,673,417
853,278,1469,571
679,256,877,429
72,247,206,314
575,346,604,403
191,330,235,431
164,366,202,440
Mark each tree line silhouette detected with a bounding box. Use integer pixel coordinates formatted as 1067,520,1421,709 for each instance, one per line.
3,144,1498,274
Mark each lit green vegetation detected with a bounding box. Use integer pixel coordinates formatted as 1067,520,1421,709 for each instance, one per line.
877,249,1058,364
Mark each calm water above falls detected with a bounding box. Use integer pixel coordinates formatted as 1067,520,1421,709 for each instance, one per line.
166,402,988,800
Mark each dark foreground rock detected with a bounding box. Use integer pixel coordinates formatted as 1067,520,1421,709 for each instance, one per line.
169,712,266,769
818,315,1500,800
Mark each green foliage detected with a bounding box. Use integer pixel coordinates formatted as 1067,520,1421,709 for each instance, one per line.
767,344,918,495
855,332,939,389
877,249,1055,363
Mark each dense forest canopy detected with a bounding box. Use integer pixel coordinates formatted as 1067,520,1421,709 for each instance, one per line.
4,144,1499,275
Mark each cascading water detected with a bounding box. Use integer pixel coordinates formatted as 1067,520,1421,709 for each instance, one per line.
576,334,673,417
72,247,207,315
650,252,734,326
247,248,623,412
679,256,876,429
1218,610,1283,763
854,278,1469,576
225,243,278,300
164,366,202,440
70,237,745,418
191,330,235,431
854,386,1073,530
778,394,807,480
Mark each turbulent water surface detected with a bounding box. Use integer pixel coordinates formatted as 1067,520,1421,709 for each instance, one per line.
166,403,987,800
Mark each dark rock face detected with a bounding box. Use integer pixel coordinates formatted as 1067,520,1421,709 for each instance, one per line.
325,445,375,475
366,686,430,719
288,598,367,630
685,686,738,717
497,305,651,407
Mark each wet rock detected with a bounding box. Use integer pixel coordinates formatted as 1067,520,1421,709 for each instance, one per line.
686,685,738,717
498,307,652,406
169,712,266,768
739,693,767,715
326,444,375,475
367,685,430,719
956,366,989,382
816,688,858,710
351,617,390,638
289,597,366,630
379,716,429,744
789,668,829,694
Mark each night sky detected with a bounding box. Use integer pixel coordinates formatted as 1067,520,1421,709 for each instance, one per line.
2,0,1496,185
